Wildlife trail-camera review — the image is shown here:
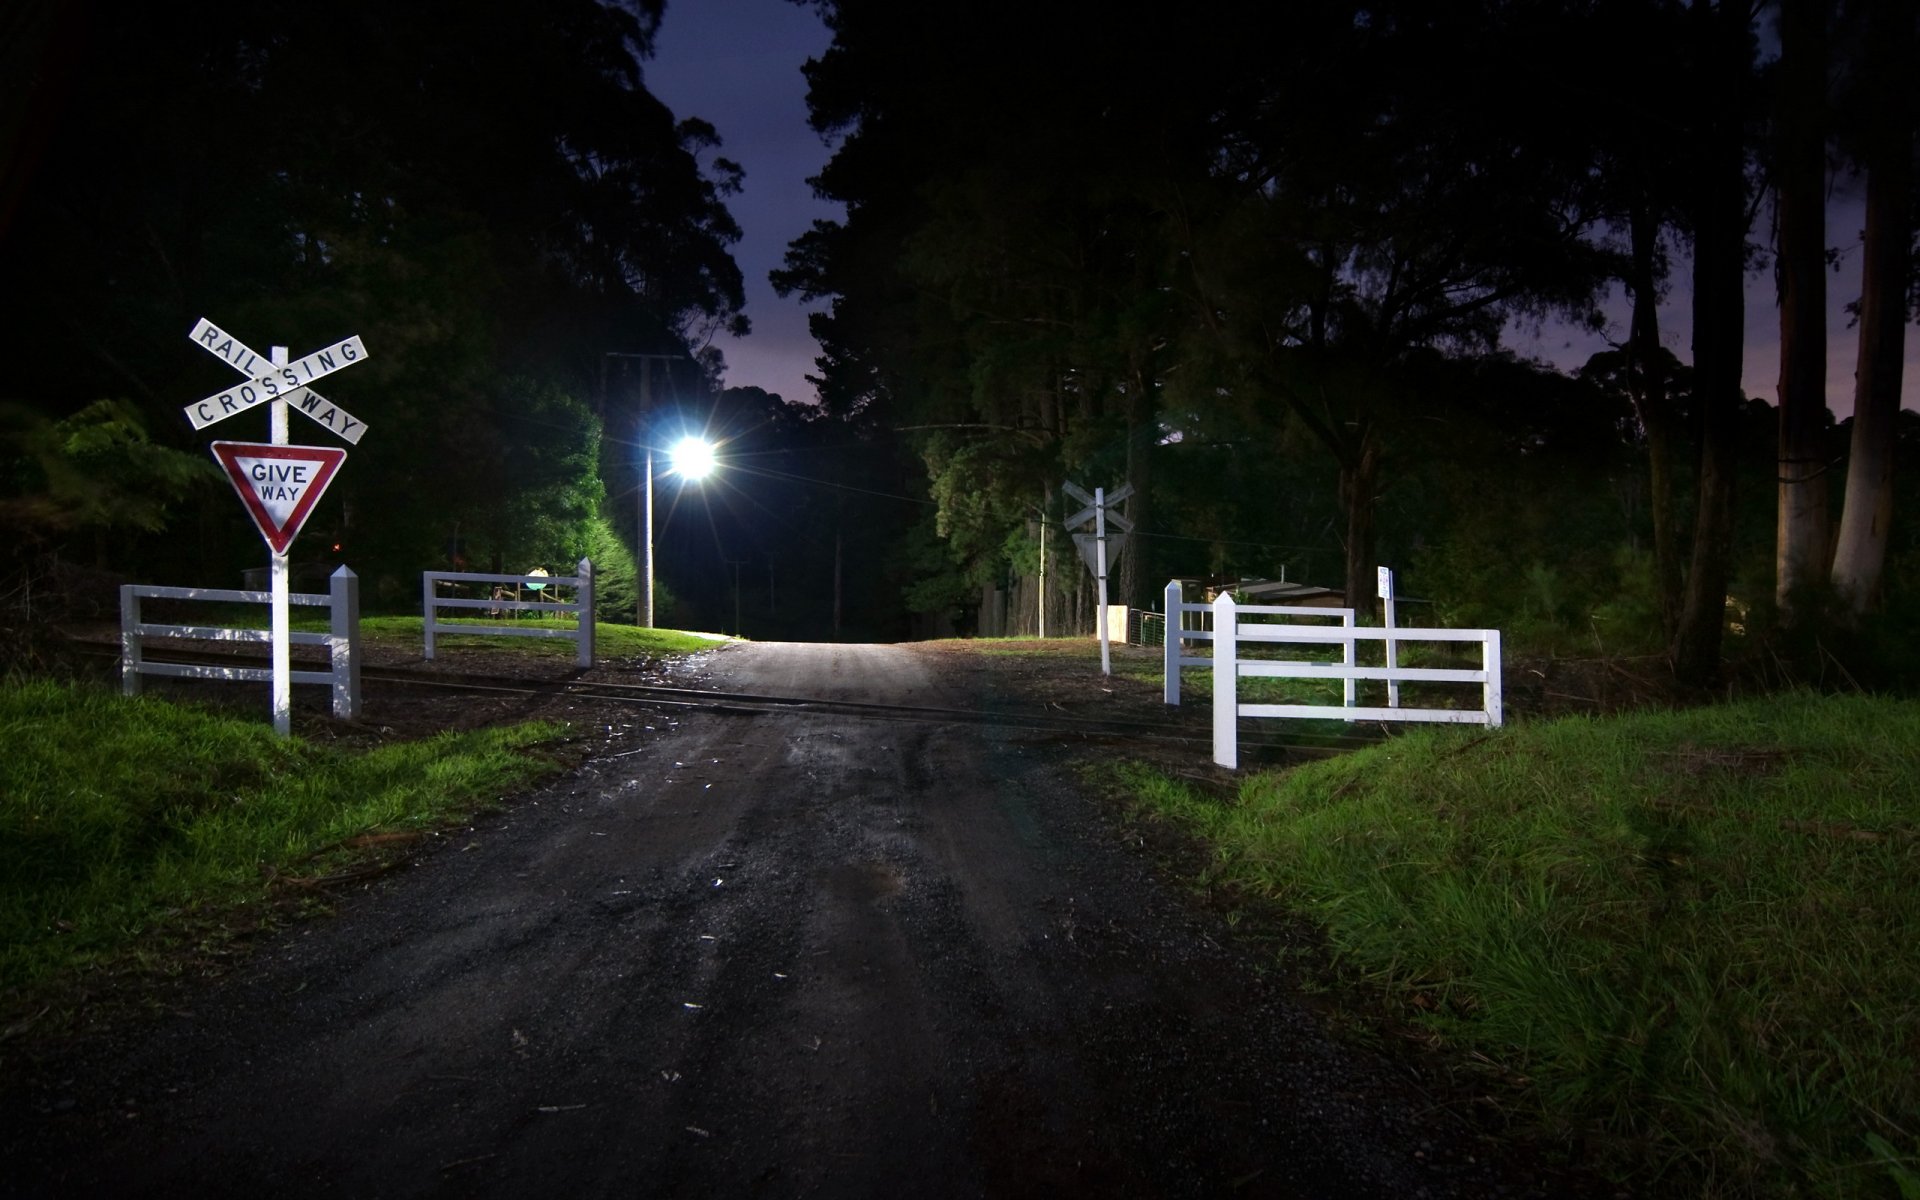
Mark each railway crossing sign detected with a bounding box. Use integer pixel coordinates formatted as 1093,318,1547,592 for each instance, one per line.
184,319,370,442
177,317,371,737
1065,481,1133,575
209,441,347,555
1063,480,1134,676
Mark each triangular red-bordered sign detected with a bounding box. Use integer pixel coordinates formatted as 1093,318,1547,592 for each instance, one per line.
210,441,347,555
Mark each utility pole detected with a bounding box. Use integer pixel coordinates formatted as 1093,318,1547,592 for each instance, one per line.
1038,507,1048,639
601,351,682,627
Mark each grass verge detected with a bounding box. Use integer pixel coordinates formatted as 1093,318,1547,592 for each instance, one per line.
216,610,728,660
1111,691,1920,1198
365,615,727,659
0,677,566,1010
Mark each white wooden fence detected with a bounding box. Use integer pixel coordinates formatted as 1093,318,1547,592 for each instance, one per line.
423,558,595,667
1162,579,1356,708
120,566,362,718
1209,591,1503,770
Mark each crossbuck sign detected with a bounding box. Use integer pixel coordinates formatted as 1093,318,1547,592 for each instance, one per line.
1064,480,1133,676
184,319,370,443
182,318,369,735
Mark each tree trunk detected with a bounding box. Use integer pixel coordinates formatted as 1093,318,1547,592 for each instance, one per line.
1339,420,1381,620
1627,199,1682,637
1673,0,1753,686
1773,0,1831,619
1830,0,1912,615
1119,357,1156,611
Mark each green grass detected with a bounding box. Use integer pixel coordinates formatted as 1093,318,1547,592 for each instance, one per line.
190,606,729,659
389,615,727,659
1113,691,1920,1198
0,678,566,1001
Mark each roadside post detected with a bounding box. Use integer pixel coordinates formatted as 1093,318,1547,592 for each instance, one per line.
1064,480,1133,676
183,320,368,735
1379,565,1399,709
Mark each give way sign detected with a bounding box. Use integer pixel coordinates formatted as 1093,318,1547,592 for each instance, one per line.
210,441,347,555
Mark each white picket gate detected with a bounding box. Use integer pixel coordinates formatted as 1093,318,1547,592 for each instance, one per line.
1209,591,1502,770
423,558,595,667
120,566,362,718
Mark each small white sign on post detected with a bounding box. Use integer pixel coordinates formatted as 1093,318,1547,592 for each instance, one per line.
1378,565,1400,708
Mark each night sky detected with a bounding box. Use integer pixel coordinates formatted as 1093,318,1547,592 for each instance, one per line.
645,0,841,409
646,1,1915,421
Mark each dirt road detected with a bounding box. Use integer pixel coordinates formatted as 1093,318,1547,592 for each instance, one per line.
7,641,1568,1198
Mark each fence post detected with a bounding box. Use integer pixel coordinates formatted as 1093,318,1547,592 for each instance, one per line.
1212,592,1238,769
1163,579,1183,705
1484,629,1503,727
1341,609,1356,714
422,572,437,661
120,584,143,697
576,557,594,668
330,566,362,718
1382,578,1400,710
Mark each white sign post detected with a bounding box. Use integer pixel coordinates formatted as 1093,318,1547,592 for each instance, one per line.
1378,565,1400,709
1064,480,1134,676
185,321,367,735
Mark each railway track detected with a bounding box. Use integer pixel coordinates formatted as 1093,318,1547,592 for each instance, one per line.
69,638,1384,760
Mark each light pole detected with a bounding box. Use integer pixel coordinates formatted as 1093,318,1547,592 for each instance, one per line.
601,351,682,627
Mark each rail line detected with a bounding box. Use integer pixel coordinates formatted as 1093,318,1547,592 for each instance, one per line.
71,639,1385,760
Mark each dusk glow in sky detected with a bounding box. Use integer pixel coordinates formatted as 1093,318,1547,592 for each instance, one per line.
651,2,1917,422
1511,185,1920,422
646,0,840,408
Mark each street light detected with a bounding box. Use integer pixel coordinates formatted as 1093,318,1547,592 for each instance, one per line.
668,435,717,482
646,430,718,630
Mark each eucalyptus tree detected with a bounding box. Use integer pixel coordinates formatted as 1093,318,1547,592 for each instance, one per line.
779,0,1239,616
1545,0,1769,680
1552,0,1705,641
1828,0,1915,617
1660,0,1769,684
1771,0,1834,619
1178,1,1620,612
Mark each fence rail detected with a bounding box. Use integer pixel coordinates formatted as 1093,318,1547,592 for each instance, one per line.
1162,579,1356,708
120,566,362,718
1210,591,1501,768
422,558,595,667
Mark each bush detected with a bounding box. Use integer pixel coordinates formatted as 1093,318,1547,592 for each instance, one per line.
581,517,637,622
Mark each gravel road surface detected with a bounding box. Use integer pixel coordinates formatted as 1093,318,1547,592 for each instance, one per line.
5,641,1581,1198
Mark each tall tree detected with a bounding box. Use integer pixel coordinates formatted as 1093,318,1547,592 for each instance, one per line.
1571,1,1701,642
0,0,750,593
1773,0,1834,616
1674,0,1764,685
780,0,1228,618
1183,1,1617,610
1829,0,1915,613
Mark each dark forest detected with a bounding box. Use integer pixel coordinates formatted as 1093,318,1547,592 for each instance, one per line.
4,0,1917,683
